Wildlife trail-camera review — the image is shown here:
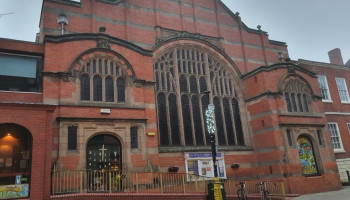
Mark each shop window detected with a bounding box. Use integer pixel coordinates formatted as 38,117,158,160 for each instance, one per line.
0,53,43,92
297,136,318,176
0,124,32,199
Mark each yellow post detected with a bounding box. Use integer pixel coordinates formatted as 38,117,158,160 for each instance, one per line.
109,171,112,193
281,182,286,200
213,177,223,200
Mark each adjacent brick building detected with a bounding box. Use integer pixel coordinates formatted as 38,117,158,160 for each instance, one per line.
298,49,350,183
0,0,343,199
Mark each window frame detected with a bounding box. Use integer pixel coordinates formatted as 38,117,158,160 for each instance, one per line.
79,57,128,103
327,122,345,153
317,75,332,102
68,126,78,151
154,47,245,147
130,126,138,149
335,77,350,103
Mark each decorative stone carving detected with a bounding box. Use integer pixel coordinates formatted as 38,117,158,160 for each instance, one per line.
155,26,224,51
96,26,111,49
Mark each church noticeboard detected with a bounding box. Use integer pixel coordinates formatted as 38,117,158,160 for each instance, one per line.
184,152,226,180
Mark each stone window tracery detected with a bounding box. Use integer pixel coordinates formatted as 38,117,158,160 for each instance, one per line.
80,56,127,103
154,47,244,147
284,78,311,113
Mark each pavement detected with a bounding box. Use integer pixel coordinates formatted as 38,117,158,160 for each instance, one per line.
292,186,350,200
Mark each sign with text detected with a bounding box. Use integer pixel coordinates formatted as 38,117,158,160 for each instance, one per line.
0,184,29,199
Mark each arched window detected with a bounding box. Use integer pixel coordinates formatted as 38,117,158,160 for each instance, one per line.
130,126,138,149
0,124,32,198
297,136,318,175
105,77,114,102
117,78,125,102
87,134,121,171
284,78,311,113
81,74,90,101
93,76,102,101
80,57,128,103
155,47,244,147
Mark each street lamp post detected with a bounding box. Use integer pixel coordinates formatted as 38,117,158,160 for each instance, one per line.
204,91,218,178
204,91,223,200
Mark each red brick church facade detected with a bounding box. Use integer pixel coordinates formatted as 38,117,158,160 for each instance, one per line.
0,0,342,199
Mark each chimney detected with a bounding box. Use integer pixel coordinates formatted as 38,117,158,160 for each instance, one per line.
328,48,344,65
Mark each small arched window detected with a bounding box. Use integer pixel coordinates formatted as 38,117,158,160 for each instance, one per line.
117,78,125,102
297,136,319,175
81,74,90,101
80,56,129,103
105,77,114,102
93,76,102,101
284,78,311,113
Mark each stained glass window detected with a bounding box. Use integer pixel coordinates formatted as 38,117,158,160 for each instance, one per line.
297,137,318,175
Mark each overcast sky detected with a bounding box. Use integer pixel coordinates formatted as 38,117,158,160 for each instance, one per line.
0,0,349,63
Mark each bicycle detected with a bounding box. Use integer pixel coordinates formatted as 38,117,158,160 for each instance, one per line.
257,181,270,200
236,181,248,200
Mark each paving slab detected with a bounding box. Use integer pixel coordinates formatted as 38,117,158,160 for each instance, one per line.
293,186,350,200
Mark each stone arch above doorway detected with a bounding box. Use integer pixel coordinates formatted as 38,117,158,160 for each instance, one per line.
86,134,121,171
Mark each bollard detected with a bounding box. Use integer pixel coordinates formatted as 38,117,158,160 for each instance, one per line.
346,170,350,182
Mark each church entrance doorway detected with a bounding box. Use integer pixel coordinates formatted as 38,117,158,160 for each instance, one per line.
86,134,121,192
86,134,121,171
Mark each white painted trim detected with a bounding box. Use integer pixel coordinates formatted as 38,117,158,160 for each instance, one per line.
327,122,345,152
336,158,350,162
335,77,350,102
325,112,350,115
317,75,332,101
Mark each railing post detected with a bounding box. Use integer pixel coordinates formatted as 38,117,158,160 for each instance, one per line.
52,166,55,195
182,174,186,193
80,171,83,193
109,171,112,193
160,173,163,193
195,177,198,192
136,173,139,193
281,182,286,200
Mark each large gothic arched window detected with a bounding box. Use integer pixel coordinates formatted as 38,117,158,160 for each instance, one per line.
154,47,244,147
